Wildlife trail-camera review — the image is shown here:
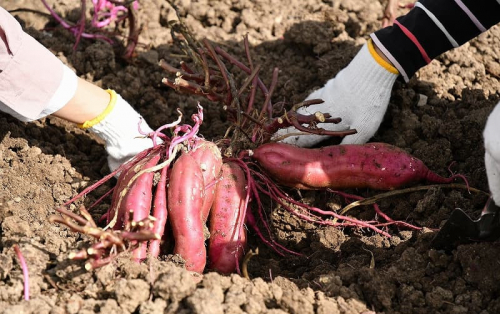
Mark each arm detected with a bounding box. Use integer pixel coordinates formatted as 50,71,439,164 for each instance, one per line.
278,0,500,206
372,0,500,82
0,6,77,121
0,7,155,172
52,78,110,124
277,0,500,146
375,1,500,207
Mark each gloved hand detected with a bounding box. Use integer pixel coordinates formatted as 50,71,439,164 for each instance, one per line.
484,102,500,206
274,39,399,147
80,90,156,172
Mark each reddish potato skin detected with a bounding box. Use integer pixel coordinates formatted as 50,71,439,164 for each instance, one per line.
209,162,247,274
121,153,161,261
252,142,454,190
168,153,206,273
188,140,223,222
107,157,141,228
108,150,161,230
149,165,168,258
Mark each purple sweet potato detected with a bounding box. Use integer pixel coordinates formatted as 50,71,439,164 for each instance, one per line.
168,152,206,273
188,139,223,222
208,162,247,274
252,142,461,190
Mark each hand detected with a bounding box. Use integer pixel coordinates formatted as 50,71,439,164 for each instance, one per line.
484,102,500,206
85,91,157,172
274,41,399,147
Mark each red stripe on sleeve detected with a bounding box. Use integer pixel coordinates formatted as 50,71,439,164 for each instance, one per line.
394,20,432,64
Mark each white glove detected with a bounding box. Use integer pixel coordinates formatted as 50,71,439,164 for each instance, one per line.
275,40,399,147
484,102,500,206
82,90,156,172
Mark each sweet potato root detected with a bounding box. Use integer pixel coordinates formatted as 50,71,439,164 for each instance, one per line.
209,162,247,274
148,165,168,258
252,142,462,190
168,152,207,273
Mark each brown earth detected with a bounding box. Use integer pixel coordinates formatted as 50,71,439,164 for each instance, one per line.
1,1,500,313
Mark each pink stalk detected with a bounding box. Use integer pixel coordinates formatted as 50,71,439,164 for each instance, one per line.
329,190,422,231
245,210,284,256
89,187,115,211
63,146,157,207
167,105,204,158
91,0,130,28
63,107,190,214
214,46,269,96
138,118,172,147
13,245,30,301
262,67,279,120
227,160,274,240
245,75,259,123
260,174,392,237
247,167,392,237
41,0,113,47
228,158,302,256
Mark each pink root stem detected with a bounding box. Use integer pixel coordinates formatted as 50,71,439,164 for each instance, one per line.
214,46,269,96
89,186,115,211
228,160,275,242
167,106,204,157
330,190,422,231
13,245,30,301
245,210,284,257
64,146,159,207
41,0,113,46
446,162,470,191
229,159,302,256
249,169,392,237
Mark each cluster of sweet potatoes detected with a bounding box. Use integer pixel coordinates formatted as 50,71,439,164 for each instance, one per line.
50,16,466,275
107,137,247,274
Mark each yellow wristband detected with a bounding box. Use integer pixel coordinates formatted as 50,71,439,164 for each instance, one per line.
367,39,399,75
78,89,117,129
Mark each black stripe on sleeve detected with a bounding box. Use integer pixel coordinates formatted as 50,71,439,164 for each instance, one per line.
374,0,500,80
420,0,481,44
373,21,427,79
403,7,454,59
461,0,500,29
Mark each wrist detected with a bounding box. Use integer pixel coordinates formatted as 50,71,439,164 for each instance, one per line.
87,93,155,170
339,43,398,93
373,42,394,67
77,90,116,129
367,39,398,75
53,78,110,124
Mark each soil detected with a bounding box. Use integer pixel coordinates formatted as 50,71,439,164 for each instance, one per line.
1,1,500,313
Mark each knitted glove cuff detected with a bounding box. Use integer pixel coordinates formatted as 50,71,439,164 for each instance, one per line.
88,92,155,170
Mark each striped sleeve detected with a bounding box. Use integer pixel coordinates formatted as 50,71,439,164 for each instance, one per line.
371,0,500,82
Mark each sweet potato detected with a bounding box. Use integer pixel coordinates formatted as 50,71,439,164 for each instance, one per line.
120,153,161,261
148,165,168,258
106,157,141,228
252,142,460,190
188,140,223,222
168,152,207,273
208,162,247,274
107,149,161,230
